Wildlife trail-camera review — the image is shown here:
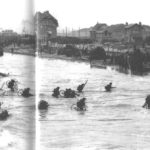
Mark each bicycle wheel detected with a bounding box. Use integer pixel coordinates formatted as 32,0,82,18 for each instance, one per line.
60,90,65,97
18,89,23,96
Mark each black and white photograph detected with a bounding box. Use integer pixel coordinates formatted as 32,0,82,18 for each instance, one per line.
0,0,150,150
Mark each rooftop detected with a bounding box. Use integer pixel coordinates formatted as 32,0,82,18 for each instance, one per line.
35,11,58,26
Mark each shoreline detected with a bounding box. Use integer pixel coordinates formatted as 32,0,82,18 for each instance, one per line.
4,47,36,57
3,49,91,64
3,47,90,63
3,50,150,75
39,53,90,63
4,51,36,57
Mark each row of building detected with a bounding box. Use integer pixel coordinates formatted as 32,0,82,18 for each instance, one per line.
34,11,150,46
0,11,58,46
0,30,18,37
1,10,150,47
90,22,150,44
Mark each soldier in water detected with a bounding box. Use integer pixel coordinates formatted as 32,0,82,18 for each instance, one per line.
21,88,33,97
105,82,112,92
76,98,86,111
143,95,150,109
77,80,88,93
52,87,60,98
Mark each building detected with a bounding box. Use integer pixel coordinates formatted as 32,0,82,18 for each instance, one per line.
1,30,18,41
68,28,91,38
90,23,112,43
0,30,18,46
34,11,58,44
124,22,144,44
107,24,125,41
90,22,150,44
142,25,150,39
1,30,17,37
92,30,112,43
90,23,107,41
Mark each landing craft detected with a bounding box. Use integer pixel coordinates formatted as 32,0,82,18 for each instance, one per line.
0,110,9,120
90,60,107,69
0,72,9,77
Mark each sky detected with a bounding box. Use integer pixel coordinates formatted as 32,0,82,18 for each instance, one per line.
0,0,33,33
0,0,150,33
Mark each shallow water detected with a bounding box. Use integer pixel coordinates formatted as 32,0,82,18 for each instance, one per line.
0,53,35,150
38,58,150,150
1,53,150,150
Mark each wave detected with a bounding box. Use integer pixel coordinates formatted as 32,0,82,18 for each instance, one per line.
0,129,16,150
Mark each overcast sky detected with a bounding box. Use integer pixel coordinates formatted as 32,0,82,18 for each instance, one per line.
0,0,149,32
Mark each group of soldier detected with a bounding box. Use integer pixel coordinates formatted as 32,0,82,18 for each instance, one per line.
51,81,88,111
1,79,33,97
50,81,116,111
49,81,150,111
1,78,149,116
0,79,34,120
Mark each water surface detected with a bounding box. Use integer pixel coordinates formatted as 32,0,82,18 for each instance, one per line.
0,53,35,150
38,58,150,150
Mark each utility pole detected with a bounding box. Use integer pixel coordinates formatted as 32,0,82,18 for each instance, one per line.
78,27,80,38
63,29,65,37
72,28,73,37
65,27,67,37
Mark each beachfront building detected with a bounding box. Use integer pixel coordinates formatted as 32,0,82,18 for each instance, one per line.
143,25,150,40
1,30,18,37
107,24,125,42
90,23,127,43
34,11,58,45
67,28,91,38
0,30,18,46
93,30,111,43
124,22,144,44
90,23,110,43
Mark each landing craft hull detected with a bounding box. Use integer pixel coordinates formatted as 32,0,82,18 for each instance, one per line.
0,72,9,77
90,60,106,69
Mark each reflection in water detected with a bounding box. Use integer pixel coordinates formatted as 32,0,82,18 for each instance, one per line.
114,65,149,76
78,111,86,116
39,109,49,119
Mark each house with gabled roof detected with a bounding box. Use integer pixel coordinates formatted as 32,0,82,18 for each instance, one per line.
107,24,125,41
34,11,58,44
124,22,144,44
90,23,110,42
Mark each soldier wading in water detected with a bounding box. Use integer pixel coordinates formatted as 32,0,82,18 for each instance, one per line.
71,98,87,111
52,87,60,98
143,95,150,109
76,98,86,111
105,82,113,92
77,80,88,93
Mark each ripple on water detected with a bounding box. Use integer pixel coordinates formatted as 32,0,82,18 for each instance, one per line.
38,58,150,150
0,54,35,150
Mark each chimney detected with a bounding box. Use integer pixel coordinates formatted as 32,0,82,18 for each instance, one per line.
125,22,128,26
139,22,142,26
